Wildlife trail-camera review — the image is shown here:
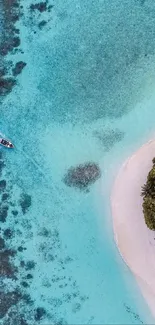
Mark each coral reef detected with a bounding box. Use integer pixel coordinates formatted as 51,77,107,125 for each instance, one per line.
63,162,101,190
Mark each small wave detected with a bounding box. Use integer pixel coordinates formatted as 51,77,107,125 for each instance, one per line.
0,131,6,138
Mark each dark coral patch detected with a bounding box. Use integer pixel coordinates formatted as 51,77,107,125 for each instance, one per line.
94,128,124,151
14,28,20,34
18,246,26,252
3,228,13,239
0,0,22,57
0,290,22,319
0,236,5,249
0,38,20,56
12,210,18,216
0,249,17,278
3,313,29,325
34,307,46,321
0,77,16,96
0,67,7,78
0,205,9,222
12,61,27,76
30,2,48,12
19,318,29,325
0,180,6,191
21,281,29,288
12,36,20,47
38,227,51,237
26,273,33,280
0,160,5,175
20,260,25,268
38,20,47,29
63,162,101,190
47,254,55,262
0,0,23,100
72,302,82,313
19,193,31,214
25,260,36,270
22,293,33,305
47,4,53,11
2,193,9,201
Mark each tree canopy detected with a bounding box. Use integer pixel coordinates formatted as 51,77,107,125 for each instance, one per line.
141,158,155,230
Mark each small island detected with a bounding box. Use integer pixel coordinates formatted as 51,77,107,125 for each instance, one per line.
141,158,155,230
111,140,155,321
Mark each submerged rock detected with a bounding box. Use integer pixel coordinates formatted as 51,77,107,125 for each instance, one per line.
38,20,47,29
12,61,27,76
63,162,101,190
26,273,33,280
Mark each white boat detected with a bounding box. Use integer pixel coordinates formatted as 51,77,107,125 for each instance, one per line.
0,138,14,148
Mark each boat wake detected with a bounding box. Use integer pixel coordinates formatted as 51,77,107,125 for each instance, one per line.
0,132,6,149
0,131,6,138
18,147,53,190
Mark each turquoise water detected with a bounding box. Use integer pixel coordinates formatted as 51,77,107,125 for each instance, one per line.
1,0,155,323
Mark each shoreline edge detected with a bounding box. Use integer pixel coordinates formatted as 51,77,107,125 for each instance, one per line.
111,139,155,320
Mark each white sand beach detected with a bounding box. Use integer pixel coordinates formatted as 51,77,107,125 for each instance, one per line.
111,140,155,319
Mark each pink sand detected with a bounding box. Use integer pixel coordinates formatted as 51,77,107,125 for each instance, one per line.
111,139,155,319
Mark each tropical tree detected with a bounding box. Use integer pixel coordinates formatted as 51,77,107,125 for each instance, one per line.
142,196,155,230
141,160,155,229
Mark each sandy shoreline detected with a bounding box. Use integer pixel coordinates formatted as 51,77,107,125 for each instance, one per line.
111,139,155,320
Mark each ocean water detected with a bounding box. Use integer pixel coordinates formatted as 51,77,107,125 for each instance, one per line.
1,0,155,323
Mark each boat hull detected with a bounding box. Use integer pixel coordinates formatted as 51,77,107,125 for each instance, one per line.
0,138,14,148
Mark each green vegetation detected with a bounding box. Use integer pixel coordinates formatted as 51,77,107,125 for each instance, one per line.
141,158,155,230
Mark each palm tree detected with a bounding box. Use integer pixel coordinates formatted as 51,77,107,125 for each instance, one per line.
141,183,152,197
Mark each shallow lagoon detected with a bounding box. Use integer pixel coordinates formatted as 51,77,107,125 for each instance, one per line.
1,0,155,323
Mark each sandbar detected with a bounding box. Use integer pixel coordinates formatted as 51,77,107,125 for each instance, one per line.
111,139,155,319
